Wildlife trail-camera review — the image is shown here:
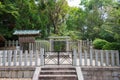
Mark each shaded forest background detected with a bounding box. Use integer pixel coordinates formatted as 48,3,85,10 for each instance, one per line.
0,0,120,43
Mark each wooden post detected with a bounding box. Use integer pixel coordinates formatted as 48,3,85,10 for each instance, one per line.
5,41,7,48
90,46,93,66
19,50,23,66
79,40,82,66
3,50,7,66
30,50,33,66
35,50,38,66
73,48,77,66
84,50,87,66
0,51,2,66
8,50,12,66
8,40,11,47
24,50,28,66
29,43,31,51
31,43,34,50
16,40,19,47
12,40,14,47
111,50,115,66
100,50,104,66
66,39,69,51
95,50,98,66
49,39,52,51
40,48,44,66
116,50,120,66
14,50,17,66
105,50,109,66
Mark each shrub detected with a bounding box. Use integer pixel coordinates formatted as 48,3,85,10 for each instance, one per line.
93,38,109,49
102,42,113,50
103,42,120,51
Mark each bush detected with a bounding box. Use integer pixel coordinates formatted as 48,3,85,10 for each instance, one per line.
102,42,113,50
93,38,109,49
103,42,120,51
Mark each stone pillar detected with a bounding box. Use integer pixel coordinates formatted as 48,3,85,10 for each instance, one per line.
66,39,69,51
73,48,77,66
49,39,53,51
40,48,44,66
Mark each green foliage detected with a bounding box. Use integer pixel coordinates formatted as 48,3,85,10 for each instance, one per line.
93,38,109,49
35,40,50,51
0,1,18,38
103,42,120,51
54,41,66,51
0,0,120,43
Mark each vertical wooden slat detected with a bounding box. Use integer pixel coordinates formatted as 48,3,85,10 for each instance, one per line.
35,50,38,66
105,50,109,66
14,50,17,66
40,48,44,66
79,40,82,66
24,50,28,66
95,50,98,66
100,50,104,66
79,50,82,66
111,50,115,66
90,47,93,66
8,40,11,47
8,50,12,66
30,50,33,66
29,43,31,51
84,50,87,66
116,50,120,66
35,42,37,50
32,43,34,50
73,48,77,66
19,50,23,66
0,51,2,66
5,41,7,48
3,50,7,66
12,40,14,47
16,40,19,47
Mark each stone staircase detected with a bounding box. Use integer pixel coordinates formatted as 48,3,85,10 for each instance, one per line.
39,66,78,80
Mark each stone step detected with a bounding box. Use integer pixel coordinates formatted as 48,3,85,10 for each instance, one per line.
39,75,77,77
39,77,78,80
41,67,75,70
40,70,76,72
40,71,76,75
39,67,78,80
39,75,78,80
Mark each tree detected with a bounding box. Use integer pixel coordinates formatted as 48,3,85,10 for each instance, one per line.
0,0,18,38
15,0,40,30
38,0,69,34
103,2,120,42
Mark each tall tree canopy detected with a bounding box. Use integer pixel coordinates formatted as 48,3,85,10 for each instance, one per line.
0,0,119,42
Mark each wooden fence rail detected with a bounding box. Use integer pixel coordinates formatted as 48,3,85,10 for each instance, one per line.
0,49,119,67
3,40,92,51
79,49,120,66
0,49,44,66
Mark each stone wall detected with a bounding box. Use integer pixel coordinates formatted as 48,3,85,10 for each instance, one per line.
81,67,120,80
0,67,35,78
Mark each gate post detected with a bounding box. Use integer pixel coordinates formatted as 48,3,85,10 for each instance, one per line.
40,48,44,66
73,48,77,66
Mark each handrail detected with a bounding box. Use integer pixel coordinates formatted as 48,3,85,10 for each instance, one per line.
32,67,41,80
76,67,84,80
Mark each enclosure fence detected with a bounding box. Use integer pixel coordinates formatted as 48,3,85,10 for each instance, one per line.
0,49,119,67
3,40,92,51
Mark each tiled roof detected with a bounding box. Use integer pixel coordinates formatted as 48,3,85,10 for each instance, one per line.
13,30,40,35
